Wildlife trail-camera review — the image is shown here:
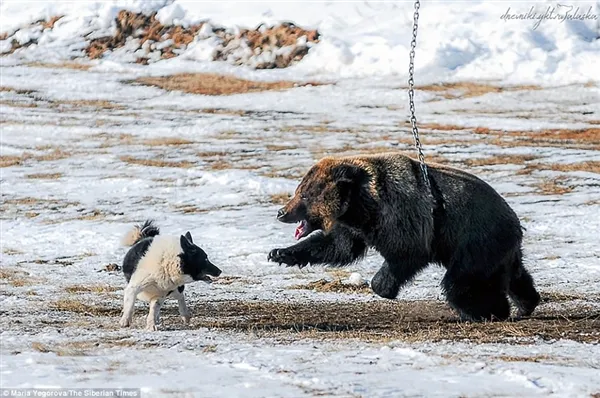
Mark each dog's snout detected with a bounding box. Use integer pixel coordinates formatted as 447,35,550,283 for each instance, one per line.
277,207,286,219
208,261,222,277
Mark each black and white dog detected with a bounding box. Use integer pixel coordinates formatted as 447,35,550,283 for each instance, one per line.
119,220,221,330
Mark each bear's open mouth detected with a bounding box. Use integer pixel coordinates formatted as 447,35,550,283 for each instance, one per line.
294,220,313,240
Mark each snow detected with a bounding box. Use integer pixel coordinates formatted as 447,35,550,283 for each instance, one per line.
1,1,599,83
1,1,600,397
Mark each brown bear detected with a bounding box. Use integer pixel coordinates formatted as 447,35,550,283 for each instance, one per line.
268,153,540,321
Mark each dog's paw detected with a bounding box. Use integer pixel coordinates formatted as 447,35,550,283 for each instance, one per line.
145,323,158,331
268,248,307,268
181,315,191,325
119,317,131,328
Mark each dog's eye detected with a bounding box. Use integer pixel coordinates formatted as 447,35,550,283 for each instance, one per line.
300,194,307,201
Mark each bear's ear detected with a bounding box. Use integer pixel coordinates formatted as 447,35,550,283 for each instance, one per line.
332,164,365,215
185,231,193,242
337,178,354,216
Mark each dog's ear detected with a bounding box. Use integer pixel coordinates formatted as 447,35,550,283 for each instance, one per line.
180,235,194,252
185,231,193,243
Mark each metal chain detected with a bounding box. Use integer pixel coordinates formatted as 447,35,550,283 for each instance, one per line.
407,0,430,188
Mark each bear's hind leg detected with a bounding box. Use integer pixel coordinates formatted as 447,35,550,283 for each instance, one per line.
508,253,540,317
443,269,510,321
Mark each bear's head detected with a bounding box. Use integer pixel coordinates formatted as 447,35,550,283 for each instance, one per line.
276,158,374,239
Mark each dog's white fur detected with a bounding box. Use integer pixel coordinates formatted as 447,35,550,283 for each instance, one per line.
120,235,193,331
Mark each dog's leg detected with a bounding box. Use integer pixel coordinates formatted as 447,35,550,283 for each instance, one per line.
171,289,191,325
153,298,164,325
119,283,140,327
146,298,161,331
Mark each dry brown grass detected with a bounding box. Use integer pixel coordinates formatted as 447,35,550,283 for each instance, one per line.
495,355,554,363
25,172,63,179
0,86,37,95
133,73,321,96
0,268,42,287
50,299,120,316
142,137,194,146
31,342,89,357
41,15,63,30
516,161,600,176
85,10,318,67
3,248,24,255
51,99,124,110
0,99,38,109
1,197,79,209
539,291,600,303
64,284,121,294
120,155,195,168
532,177,575,195
0,149,70,168
86,10,204,61
416,82,541,99
186,299,600,344
291,279,372,295
419,123,465,131
259,167,306,180
207,160,234,170
508,128,600,145
475,127,600,150
26,62,92,71
464,154,539,167
270,193,291,205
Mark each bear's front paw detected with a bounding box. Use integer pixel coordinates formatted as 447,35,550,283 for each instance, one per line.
370,266,401,299
268,248,307,268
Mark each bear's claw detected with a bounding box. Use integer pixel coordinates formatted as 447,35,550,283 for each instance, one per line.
268,248,307,268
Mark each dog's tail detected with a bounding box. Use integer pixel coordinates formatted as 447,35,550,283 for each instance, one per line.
121,220,160,246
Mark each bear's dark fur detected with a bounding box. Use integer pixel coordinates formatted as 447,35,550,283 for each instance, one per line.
268,153,540,321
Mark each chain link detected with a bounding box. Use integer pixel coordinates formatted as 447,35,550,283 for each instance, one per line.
407,0,430,188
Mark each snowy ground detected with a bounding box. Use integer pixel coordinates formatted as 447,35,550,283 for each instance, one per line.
2,1,600,397
1,62,600,397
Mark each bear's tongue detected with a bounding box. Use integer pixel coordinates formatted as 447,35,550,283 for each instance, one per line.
294,220,307,240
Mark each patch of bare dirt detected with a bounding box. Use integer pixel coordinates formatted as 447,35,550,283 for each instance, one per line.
188,299,600,344
291,279,372,294
132,73,322,96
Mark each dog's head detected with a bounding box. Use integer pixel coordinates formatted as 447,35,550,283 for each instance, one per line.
276,160,371,239
179,232,221,283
